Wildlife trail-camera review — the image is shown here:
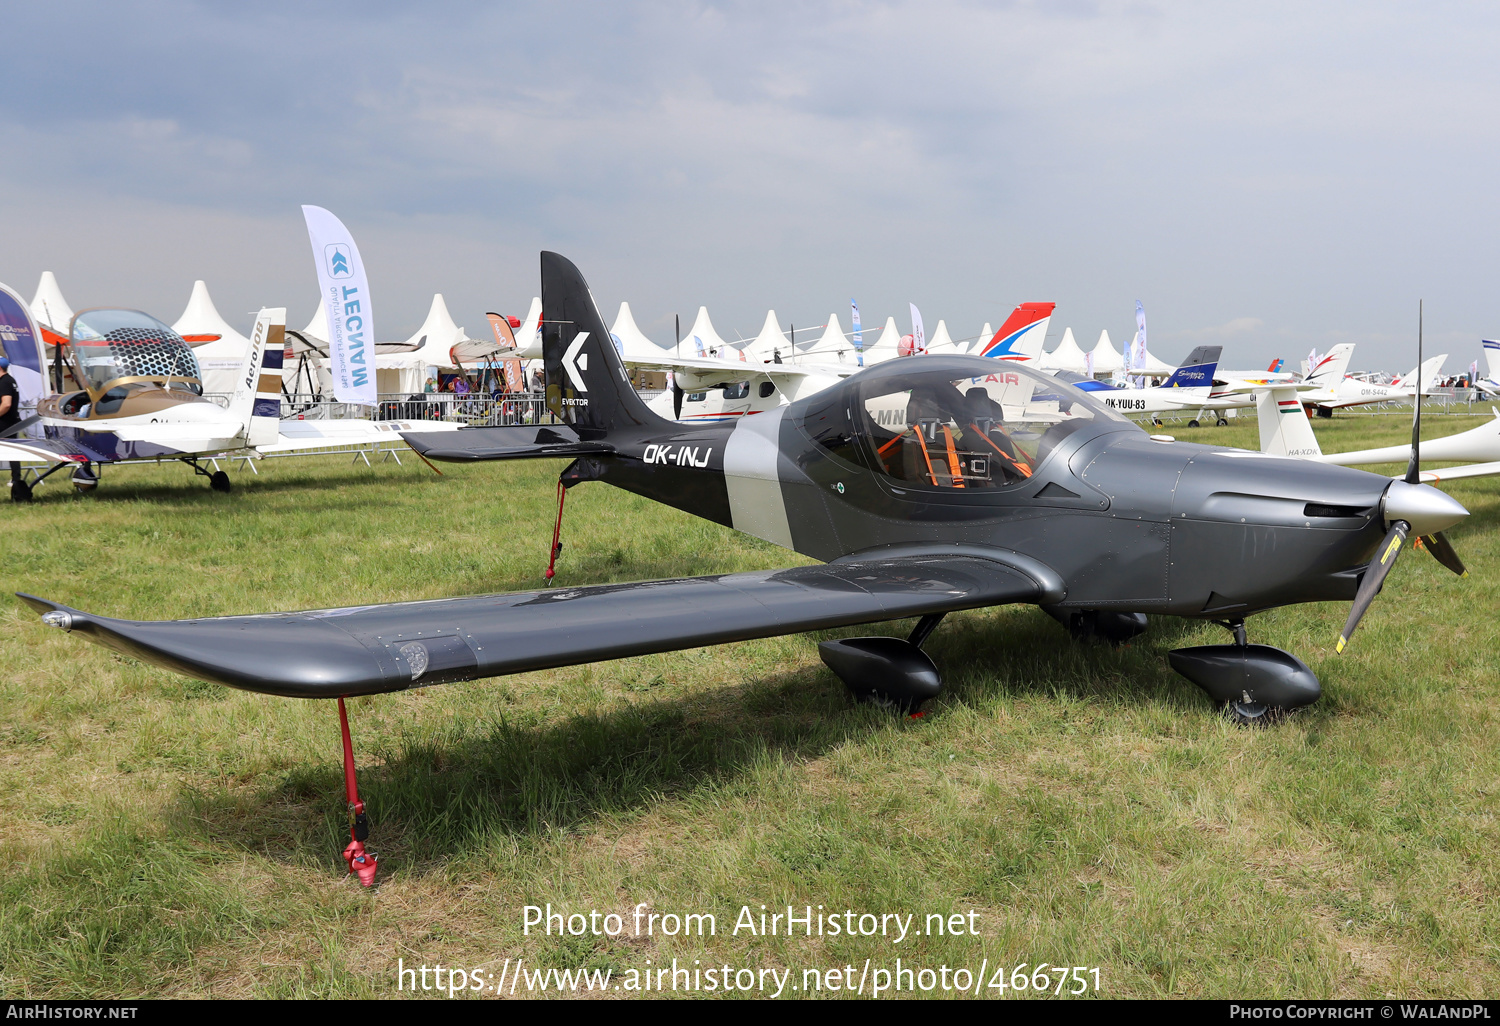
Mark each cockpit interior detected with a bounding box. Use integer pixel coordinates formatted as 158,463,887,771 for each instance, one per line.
40,309,206,421
799,358,1127,491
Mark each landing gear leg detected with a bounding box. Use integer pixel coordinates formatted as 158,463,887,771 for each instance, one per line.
1168,618,1321,726
182,457,231,493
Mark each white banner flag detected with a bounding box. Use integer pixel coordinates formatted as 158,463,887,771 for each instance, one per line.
909,303,926,355
1133,300,1148,370
302,205,376,405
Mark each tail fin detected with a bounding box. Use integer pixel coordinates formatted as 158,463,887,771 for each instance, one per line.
228,308,285,447
1160,345,1221,390
542,252,671,438
1305,343,1354,386
1484,340,1500,380
1267,358,1284,374
979,302,1055,361
1257,386,1322,457
1392,353,1445,389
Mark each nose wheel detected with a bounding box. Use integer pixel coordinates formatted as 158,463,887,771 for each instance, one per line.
1168,618,1321,727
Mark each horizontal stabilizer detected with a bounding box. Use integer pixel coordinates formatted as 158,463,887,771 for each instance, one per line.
402,424,615,462
16,553,1057,699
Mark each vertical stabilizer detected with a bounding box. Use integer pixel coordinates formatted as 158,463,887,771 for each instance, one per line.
1257,386,1322,458
230,308,286,446
542,253,671,438
1160,346,1221,391
980,303,1055,361
1483,340,1500,380
1305,344,1354,386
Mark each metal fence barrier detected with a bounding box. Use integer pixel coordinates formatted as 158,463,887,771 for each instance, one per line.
279,392,555,427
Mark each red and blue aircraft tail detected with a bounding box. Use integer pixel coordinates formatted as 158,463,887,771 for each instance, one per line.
978,302,1055,361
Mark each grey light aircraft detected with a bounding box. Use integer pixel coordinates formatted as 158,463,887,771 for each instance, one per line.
16,253,1471,884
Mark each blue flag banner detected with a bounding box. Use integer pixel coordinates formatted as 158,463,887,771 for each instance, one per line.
851,300,862,366
0,281,48,429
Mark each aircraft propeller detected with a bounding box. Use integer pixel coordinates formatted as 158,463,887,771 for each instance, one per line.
0,415,40,439
1337,301,1468,653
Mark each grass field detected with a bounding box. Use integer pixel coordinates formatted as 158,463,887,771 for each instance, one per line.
1,412,1496,999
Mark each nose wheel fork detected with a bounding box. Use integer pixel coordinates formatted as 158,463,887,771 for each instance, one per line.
181,457,232,493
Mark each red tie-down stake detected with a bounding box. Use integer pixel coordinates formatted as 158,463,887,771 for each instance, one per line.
337,696,379,887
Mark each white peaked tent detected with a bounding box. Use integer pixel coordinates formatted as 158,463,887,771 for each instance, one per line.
968,323,993,355
1136,344,1177,377
611,302,669,362
679,306,736,360
795,313,852,363
30,272,74,333
926,319,958,355
743,310,791,363
301,301,329,342
1042,327,1090,374
172,280,251,395
863,316,903,364
799,313,838,354
1090,330,1125,376
376,293,469,394
820,313,850,359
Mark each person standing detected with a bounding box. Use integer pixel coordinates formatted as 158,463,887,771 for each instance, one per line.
0,357,22,493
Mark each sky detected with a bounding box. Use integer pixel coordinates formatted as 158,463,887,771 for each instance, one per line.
2,1,1497,372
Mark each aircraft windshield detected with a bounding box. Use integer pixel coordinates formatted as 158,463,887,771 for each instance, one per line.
843,363,1126,489
69,309,202,397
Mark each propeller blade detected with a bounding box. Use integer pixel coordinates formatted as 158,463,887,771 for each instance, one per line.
1337,520,1408,653
1405,300,1422,484
1419,531,1468,577
0,414,40,439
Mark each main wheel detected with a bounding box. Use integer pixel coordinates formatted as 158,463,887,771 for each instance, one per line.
209,470,231,493
10,479,32,503
1187,419,1201,428
1222,699,1285,727
1216,417,1229,426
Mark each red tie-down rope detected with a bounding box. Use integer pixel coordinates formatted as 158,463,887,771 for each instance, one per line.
544,477,567,583
338,696,379,887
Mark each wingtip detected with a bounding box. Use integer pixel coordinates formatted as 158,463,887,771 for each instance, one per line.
15,592,66,615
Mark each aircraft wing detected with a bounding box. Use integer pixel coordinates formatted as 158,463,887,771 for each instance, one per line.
16,551,1063,700
625,351,850,381
401,424,615,461
0,438,87,464
258,418,463,455
1413,461,1500,483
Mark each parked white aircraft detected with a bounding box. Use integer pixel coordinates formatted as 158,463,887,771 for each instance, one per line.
1300,349,1447,415
1478,339,1500,396
1074,346,1223,419
0,304,457,500
1255,385,1500,484
628,301,1055,423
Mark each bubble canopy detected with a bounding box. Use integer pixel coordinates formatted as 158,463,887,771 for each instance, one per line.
796,356,1130,491
68,309,202,398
